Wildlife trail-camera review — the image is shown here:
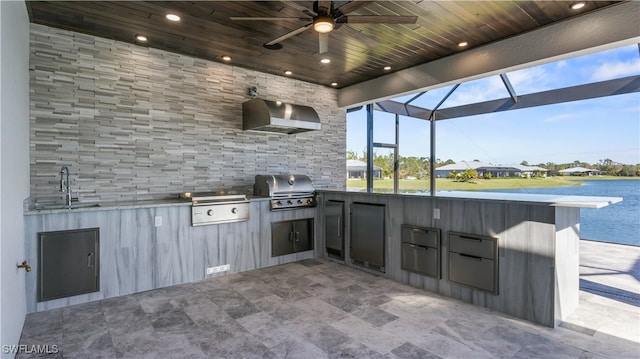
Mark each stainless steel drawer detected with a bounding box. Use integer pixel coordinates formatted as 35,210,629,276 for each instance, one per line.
401,225,439,248
401,243,439,278
449,232,496,259
448,252,497,294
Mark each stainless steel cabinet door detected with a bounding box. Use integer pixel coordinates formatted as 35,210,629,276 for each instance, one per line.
38,228,99,301
272,221,293,257
325,201,344,258
292,219,313,253
272,219,314,257
350,203,385,271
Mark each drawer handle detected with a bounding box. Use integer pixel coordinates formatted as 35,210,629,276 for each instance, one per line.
459,235,482,242
459,253,482,261
407,243,428,251
411,228,425,233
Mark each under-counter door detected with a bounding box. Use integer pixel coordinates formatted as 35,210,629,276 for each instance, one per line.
350,203,385,270
38,228,99,302
325,201,344,258
272,221,293,257
292,219,313,253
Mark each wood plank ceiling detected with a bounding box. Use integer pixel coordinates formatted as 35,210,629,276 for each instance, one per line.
26,1,620,89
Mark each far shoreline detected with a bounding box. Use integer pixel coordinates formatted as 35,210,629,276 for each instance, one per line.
346,176,639,191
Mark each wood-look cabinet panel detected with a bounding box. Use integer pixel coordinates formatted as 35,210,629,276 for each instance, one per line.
24,201,316,313
317,190,572,328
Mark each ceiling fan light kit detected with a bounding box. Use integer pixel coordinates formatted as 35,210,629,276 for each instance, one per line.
313,16,334,33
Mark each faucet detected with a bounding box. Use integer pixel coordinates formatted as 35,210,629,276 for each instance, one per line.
60,166,71,206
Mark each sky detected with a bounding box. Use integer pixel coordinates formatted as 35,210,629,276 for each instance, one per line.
346,44,640,166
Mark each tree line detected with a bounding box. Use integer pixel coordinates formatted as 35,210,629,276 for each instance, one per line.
347,150,640,178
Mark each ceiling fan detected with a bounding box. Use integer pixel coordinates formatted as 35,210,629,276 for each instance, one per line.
230,1,418,54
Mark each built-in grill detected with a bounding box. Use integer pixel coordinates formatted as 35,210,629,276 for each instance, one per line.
254,175,317,210
180,191,250,226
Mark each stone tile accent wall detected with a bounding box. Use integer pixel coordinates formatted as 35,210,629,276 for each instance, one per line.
29,24,346,202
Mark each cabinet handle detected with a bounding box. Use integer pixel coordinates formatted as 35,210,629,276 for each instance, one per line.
411,228,425,233
295,231,300,242
460,235,482,242
458,253,482,261
87,252,94,268
407,243,428,251
337,217,341,238
289,232,294,242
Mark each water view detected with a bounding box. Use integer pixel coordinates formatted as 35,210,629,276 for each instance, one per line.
480,179,639,246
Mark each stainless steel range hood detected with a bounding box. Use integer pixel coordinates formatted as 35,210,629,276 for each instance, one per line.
242,98,321,134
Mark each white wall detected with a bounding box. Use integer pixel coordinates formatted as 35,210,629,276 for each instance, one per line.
0,1,30,356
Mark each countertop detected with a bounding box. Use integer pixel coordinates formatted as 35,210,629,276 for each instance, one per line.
24,189,622,215
24,195,272,215
318,189,623,209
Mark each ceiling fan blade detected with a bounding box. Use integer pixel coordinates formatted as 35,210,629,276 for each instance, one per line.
230,17,310,21
264,23,312,46
286,2,317,17
334,1,373,16
341,25,378,47
319,33,329,54
342,15,418,24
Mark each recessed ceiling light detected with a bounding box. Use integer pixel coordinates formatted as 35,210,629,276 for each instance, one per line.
320,58,331,64
331,82,338,87
571,2,586,10
284,70,293,75
135,34,147,42
383,66,391,71
458,41,468,47
221,55,232,62
166,14,181,21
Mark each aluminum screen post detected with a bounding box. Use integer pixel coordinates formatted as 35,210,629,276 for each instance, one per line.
430,112,436,196
366,104,374,193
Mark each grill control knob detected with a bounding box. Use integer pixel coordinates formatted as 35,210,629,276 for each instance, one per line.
287,200,293,205
275,201,282,206
207,209,214,216
297,199,303,204
231,207,237,214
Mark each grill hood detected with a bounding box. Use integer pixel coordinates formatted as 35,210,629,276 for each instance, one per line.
242,98,321,134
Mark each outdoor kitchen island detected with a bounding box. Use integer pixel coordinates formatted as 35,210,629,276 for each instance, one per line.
23,189,620,329
316,190,622,328
23,195,320,314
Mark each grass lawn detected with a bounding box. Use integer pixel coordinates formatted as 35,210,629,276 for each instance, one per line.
347,177,583,191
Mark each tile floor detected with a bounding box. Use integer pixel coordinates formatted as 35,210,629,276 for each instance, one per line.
17,241,640,359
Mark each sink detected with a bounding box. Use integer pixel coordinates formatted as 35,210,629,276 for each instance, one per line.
34,203,101,210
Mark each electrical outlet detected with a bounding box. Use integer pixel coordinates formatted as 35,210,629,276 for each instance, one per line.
154,216,162,227
433,208,440,219
206,264,230,276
